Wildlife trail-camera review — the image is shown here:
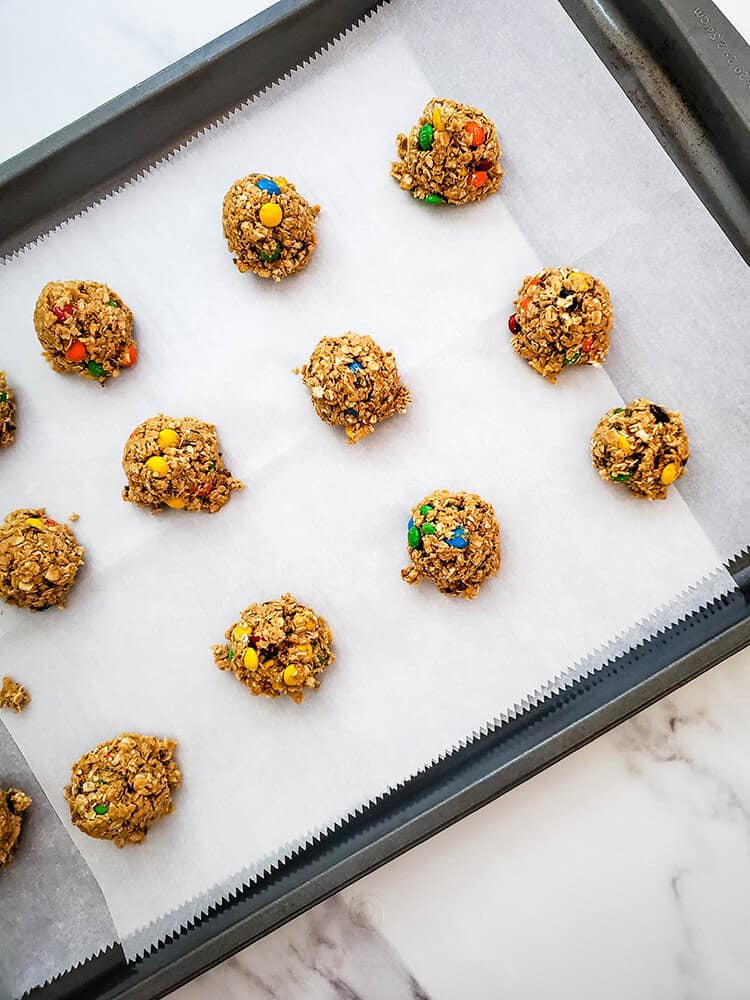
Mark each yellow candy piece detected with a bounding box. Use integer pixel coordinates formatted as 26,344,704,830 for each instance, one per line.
432,106,444,131
617,434,632,454
25,517,45,529
232,626,252,641
294,643,314,664
259,202,283,227
283,664,305,686
243,647,259,670
273,176,288,190
158,428,179,449
165,497,186,509
146,455,169,477
660,462,679,486
566,270,591,292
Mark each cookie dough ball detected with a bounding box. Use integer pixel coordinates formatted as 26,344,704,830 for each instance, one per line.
0,372,16,448
34,280,137,383
591,399,689,500
213,593,334,704
296,333,411,443
391,98,502,206
508,267,612,382
222,173,319,280
0,508,84,611
402,490,501,598
64,734,181,847
0,676,31,713
0,787,32,869
122,414,243,514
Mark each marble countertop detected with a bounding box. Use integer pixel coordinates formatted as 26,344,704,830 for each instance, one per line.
4,2,750,997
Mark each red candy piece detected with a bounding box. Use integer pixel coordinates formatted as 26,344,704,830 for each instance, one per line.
469,170,488,188
508,314,518,334
464,122,486,147
582,336,594,352
45,518,58,526
52,303,75,321
65,339,86,363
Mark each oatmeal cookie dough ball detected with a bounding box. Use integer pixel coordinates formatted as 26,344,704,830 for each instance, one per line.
402,490,501,599
508,267,612,382
0,787,32,869
591,399,689,500
34,280,137,383
0,509,84,611
222,173,319,280
64,734,181,847
0,676,30,713
391,98,502,205
213,593,334,704
122,414,243,514
0,372,16,448
296,333,411,443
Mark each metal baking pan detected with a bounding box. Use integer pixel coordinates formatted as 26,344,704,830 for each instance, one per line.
3,0,748,996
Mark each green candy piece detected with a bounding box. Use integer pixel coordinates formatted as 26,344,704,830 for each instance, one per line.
86,361,106,378
421,522,436,536
93,803,109,816
108,299,118,307
227,648,235,662
562,351,582,367
258,241,282,263
418,124,434,151
419,504,434,516
0,392,6,403
407,525,422,549
207,461,217,471
423,193,446,205
612,407,625,414
610,472,632,483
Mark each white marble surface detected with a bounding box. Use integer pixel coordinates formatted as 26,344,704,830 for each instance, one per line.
4,2,750,998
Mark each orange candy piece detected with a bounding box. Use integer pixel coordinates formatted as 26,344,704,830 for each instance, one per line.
121,343,138,367
519,296,532,310
582,336,594,352
65,339,86,363
469,170,488,188
464,122,486,147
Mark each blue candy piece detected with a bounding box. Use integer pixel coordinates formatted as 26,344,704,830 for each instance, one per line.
344,408,358,417
256,178,281,195
348,361,364,372
408,517,414,530
447,527,469,549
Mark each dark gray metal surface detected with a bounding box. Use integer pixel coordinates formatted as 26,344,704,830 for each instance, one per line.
4,0,748,996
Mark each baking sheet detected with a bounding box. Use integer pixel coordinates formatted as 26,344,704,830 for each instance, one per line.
1,0,749,993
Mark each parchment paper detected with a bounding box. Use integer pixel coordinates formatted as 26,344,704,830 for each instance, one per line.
1,0,748,992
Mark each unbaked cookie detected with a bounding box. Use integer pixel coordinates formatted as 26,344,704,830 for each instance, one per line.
0,371,16,448
0,676,30,713
122,414,243,513
391,98,502,205
222,173,319,280
64,733,181,847
213,593,334,704
0,787,32,869
508,267,612,382
0,509,84,611
402,490,501,599
591,398,689,499
296,333,411,443
34,280,137,383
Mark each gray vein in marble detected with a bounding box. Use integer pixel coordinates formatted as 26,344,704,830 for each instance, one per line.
173,897,430,1000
